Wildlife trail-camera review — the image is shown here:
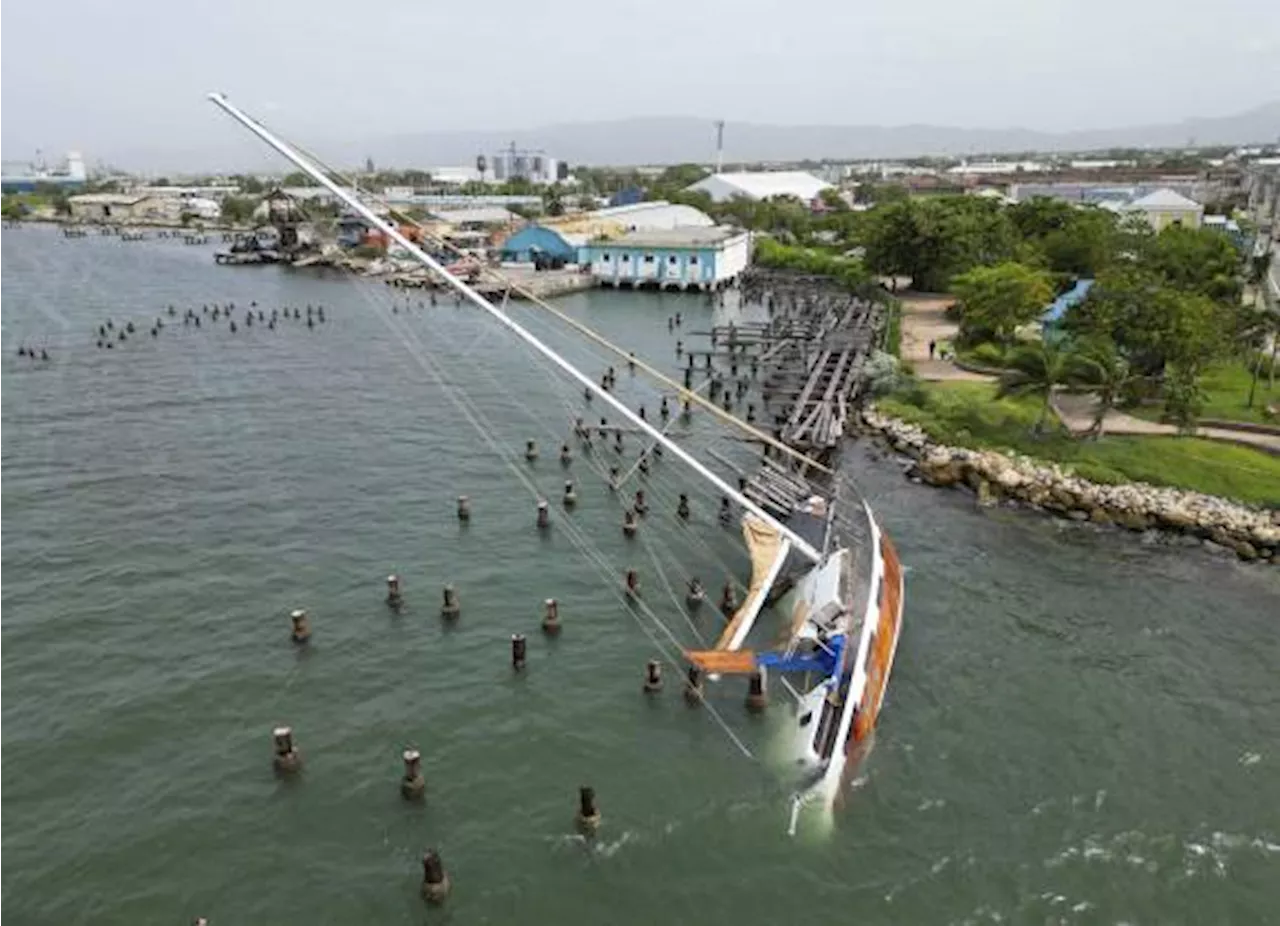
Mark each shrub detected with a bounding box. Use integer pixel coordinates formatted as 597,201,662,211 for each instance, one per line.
968,342,1007,367
865,351,903,396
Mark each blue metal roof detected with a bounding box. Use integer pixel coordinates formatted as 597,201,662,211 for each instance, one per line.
1041,278,1094,325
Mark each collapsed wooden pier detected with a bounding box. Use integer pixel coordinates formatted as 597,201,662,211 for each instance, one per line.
692,268,889,520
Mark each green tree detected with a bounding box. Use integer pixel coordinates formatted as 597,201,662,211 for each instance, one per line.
1069,266,1172,372
863,196,1016,291
1007,196,1078,239
1144,224,1241,304
1007,197,1117,276
499,177,535,196
220,196,258,225
854,182,908,205
668,189,715,216
1154,290,1227,429
1158,289,1227,371
648,163,710,199
1042,212,1115,276
951,261,1054,345
1163,363,1207,434
818,187,849,211
996,341,1081,435
282,172,318,187
542,184,565,216
234,175,266,195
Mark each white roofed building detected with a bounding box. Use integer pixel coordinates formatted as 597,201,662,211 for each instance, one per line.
1124,188,1204,231
429,206,518,228
537,200,714,242
583,200,715,231
684,171,833,203
429,166,485,185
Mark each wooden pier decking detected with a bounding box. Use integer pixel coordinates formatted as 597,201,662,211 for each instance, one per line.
691,267,889,520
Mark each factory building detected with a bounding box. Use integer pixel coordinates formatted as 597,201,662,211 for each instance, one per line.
499,200,715,266
582,227,750,291
490,147,563,185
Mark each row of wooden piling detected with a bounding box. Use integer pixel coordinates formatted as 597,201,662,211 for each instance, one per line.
219,295,783,915
88,301,329,352
277,557,768,908
268,720,601,904
58,224,235,242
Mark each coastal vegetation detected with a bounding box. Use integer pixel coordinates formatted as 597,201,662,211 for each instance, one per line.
753,239,901,356
879,381,1280,507
2,184,72,219
753,238,868,286
219,196,258,225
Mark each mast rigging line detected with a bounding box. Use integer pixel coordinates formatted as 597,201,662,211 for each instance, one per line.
319,246,757,760
207,91,819,563
314,233,759,596
259,121,830,479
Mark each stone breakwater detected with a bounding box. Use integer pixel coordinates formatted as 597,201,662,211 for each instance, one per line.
862,407,1279,563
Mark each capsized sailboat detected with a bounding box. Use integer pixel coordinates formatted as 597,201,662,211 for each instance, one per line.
207,92,904,821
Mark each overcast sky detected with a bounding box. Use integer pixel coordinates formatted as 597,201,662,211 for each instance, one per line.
3,0,1279,168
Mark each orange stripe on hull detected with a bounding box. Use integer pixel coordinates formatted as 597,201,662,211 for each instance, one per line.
852,532,904,743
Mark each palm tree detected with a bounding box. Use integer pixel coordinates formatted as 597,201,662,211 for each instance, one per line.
996,341,1080,436
1072,339,1139,439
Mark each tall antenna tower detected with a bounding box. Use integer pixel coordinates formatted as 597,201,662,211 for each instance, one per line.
714,120,725,174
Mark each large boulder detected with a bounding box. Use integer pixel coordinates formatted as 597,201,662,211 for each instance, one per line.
1114,510,1151,531
1157,507,1198,532
1230,539,1260,561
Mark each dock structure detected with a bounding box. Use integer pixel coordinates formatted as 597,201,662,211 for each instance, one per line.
689,268,889,521
693,269,886,466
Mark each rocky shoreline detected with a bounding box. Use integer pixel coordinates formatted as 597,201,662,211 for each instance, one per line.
861,406,1279,563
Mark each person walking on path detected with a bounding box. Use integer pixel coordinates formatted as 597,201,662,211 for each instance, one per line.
928,339,936,359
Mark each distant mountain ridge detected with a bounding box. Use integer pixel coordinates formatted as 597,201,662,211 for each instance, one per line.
345,101,1280,168
108,102,1280,172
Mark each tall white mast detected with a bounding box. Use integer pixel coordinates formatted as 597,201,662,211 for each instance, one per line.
206,92,820,563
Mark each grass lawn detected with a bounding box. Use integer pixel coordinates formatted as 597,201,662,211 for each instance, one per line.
878,380,1280,507
1128,360,1280,427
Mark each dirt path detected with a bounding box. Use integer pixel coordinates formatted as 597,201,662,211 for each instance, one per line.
1054,393,1280,454
898,293,995,383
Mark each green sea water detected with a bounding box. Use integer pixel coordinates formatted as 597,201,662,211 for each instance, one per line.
3,224,1278,924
